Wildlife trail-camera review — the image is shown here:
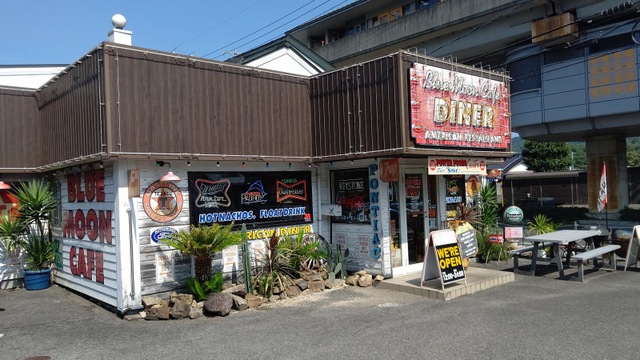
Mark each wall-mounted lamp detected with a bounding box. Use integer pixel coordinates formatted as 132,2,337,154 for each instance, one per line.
216,161,220,167
0,180,11,190
156,160,180,181
99,161,104,169
187,161,191,167
288,162,292,170
266,162,270,168
241,161,246,168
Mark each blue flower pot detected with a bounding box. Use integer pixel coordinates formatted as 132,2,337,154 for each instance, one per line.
23,268,51,291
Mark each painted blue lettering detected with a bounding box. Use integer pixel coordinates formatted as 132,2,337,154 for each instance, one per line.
370,205,379,218
370,247,381,259
370,178,378,190
369,164,378,176
370,192,379,203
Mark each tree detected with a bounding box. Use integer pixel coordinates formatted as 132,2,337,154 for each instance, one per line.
521,140,571,172
628,137,640,167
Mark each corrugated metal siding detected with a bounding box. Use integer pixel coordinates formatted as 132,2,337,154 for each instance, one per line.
102,45,312,159
0,88,41,169
37,49,106,166
310,54,404,160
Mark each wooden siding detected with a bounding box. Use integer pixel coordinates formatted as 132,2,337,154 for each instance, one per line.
37,49,106,166
310,54,403,160
101,45,312,160
0,88,41,169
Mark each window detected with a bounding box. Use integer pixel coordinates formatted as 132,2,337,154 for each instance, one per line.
332,169,370,224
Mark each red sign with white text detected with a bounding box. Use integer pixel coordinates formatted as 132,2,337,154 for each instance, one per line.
410,63,510,149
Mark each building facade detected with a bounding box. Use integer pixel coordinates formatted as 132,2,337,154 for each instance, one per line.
0,37,510,310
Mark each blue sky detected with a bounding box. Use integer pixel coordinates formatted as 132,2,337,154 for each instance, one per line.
1,0,354,65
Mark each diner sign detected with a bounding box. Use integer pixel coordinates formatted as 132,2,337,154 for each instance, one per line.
428,156,487,175
421,229,466,290
409,63,510,149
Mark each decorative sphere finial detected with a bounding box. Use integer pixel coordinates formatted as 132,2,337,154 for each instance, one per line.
112,14,127,29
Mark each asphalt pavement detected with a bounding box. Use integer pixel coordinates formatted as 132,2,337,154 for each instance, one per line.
2,261,640,360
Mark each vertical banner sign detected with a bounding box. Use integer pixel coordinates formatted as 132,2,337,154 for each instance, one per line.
597,162,607,212
369,163,382,259
421,229,466,290
409,62,510,149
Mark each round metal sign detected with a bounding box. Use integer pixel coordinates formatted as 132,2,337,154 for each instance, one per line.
503,206,524,224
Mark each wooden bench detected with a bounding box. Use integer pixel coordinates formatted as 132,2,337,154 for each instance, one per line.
571,244,620,283
509,243,548,274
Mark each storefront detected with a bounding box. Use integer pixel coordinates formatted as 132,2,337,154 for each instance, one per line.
0,46,510,310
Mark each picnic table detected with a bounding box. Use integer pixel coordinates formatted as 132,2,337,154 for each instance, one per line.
512,230,619,281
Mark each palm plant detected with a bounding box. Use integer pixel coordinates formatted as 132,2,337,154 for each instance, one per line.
162,223,243,283
0,214,26,255
526,214,559,235
278,232,325,271
13,179,58,271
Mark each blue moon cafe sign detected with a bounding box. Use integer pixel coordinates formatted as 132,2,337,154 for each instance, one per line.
503,206,524,224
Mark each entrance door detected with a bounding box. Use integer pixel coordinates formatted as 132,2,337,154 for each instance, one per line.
392,168,429,276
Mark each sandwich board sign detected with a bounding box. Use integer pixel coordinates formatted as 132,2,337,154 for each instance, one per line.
421,229,466,290
624,225,640,271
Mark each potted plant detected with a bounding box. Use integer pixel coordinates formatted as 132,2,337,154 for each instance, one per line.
13,179,58,290
0,214,26,287
473,184,505,262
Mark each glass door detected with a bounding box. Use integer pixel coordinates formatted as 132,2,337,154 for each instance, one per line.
392,168,429,276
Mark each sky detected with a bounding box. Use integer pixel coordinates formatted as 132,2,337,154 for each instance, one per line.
1,0,355,65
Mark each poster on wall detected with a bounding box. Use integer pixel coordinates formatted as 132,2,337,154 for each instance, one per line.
188,171,313,229
409,62,511,149
333,169,370,224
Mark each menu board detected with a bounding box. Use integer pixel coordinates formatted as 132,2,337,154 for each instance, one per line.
455,222,477,259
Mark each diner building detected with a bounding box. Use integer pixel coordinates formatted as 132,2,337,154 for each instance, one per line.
0,28,510,310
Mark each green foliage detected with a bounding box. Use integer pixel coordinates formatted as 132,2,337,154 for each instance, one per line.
278,232,324,271
252,233,298,298
475,184,499,238
521,140,572,172
628,137,640,167
567,142,586,170
22,235,55,271
185,272,224,302
13,179,59,270
322,242,349,282
162,223,243,258
162,223,243,282
526,214,560,235
0,214,26,254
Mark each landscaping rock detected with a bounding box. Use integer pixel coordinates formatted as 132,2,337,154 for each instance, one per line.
357,274,373,287
245,294,263,308
189,306,203,319
145,308,159,321
324,279,334,289
222,284,247,297
157,306,171,320
303,273,324,282
285,285,301,297
231,294,248,311
345,274,359,286
142,296,162,308
170,299,191,319
170,293,193,306
308,279,324,292
355,270,368,276
203,293,233,316
294,279,308,291
333,279,345,288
